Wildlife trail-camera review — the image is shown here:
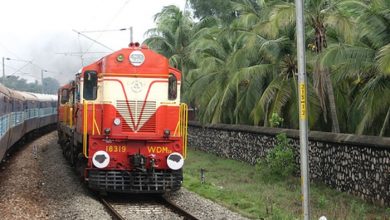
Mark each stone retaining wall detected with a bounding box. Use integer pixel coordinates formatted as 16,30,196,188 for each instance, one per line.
188,122,390,205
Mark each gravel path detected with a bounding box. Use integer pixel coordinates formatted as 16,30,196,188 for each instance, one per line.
0,131,110,219
0,131,249,220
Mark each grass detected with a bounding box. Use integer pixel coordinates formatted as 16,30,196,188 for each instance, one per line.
183,148,390,219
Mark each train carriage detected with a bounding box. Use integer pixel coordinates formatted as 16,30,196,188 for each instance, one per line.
7,90,25,149
0,84,57,162
19,92,39,134
0,84,11,160
32,93,58,128
58,43,188,193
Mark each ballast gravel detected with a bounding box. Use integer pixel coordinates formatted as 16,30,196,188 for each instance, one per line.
0,132,110,220
0,131,249,220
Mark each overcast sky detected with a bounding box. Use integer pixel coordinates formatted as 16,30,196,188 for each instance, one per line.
0,0,186,84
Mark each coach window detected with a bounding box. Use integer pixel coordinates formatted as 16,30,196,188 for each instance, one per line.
168,73,177,100
83,71,98,100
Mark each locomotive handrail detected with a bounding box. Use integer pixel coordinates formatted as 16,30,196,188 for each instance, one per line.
173,103,188,158
69,107,73,127
92,102,101,135
83,100,88,158
180,103,188,158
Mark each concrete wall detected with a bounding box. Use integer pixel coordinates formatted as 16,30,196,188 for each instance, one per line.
188,122,390,205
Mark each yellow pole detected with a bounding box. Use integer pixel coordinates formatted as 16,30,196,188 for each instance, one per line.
69,107,73,127
92,102,95,135
83,101,88,158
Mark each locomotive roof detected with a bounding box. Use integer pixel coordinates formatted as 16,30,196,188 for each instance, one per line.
80,45,180,79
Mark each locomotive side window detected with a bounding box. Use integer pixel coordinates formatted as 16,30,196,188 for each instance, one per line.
75,84,80,102
168,73,177,100
60,89,69,104
83,71,98,100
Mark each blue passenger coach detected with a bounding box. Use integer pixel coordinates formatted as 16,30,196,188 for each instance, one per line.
0,83,57,162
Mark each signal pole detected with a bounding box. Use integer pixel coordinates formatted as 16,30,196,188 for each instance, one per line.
41,69,47,94
2,57,5,84
130,26,133,43
295,0,311,219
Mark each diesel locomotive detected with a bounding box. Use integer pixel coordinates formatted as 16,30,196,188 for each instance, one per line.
57,43,188,193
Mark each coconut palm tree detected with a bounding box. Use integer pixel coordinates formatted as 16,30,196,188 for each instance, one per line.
319,0,390,136
143,5,193,72
145,0,389,136
186,27,243,123
227,0,322,128
144,6,222,103
265,0,362,132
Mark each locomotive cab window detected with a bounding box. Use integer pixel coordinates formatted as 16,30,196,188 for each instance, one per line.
60,89,69,104
83,70,98,100
168,73,177,100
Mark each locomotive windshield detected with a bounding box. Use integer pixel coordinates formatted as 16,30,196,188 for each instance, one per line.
83,71,98,100
60,89,69,104
168,73,177,100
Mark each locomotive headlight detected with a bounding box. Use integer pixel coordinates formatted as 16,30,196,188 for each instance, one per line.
92,151,110,169
167,152,184,170
163,129,170,138
113,118,121,126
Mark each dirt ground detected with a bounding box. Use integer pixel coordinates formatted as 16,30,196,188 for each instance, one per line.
0,132,53,219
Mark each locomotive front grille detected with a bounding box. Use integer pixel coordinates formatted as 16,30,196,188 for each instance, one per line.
116,100,156,132
87,169,182,193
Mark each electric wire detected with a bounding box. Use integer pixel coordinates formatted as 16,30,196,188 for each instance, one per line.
83,0,130,53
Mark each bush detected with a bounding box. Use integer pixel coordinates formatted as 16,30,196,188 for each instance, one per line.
257,133,296,178
269,112,284,128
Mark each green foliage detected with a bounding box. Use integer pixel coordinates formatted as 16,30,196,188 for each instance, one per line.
257,133,296,178
317,195,328,209
2,75,59,94
188,0,237,23
144,1,390,136
269,112,284,128
42,77,60,94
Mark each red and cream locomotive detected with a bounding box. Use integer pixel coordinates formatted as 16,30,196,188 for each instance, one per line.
57,43,188,193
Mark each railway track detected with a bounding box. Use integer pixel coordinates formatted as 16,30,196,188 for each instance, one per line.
100,194,199,220
160,196,200,220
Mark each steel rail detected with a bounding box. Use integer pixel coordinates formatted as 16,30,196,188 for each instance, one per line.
100,197,126,220
161,196,200,220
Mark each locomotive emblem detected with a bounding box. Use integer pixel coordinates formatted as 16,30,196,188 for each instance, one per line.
92,151,110,169
130,80,144,93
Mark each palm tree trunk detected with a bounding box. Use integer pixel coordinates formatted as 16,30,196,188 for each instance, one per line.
324,68,340,133
379,106,390,137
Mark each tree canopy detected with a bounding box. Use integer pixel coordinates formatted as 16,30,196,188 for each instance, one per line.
2,76,59,94
144,0,390,136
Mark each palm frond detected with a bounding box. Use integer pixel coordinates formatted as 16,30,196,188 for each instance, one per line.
376,44,390,75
